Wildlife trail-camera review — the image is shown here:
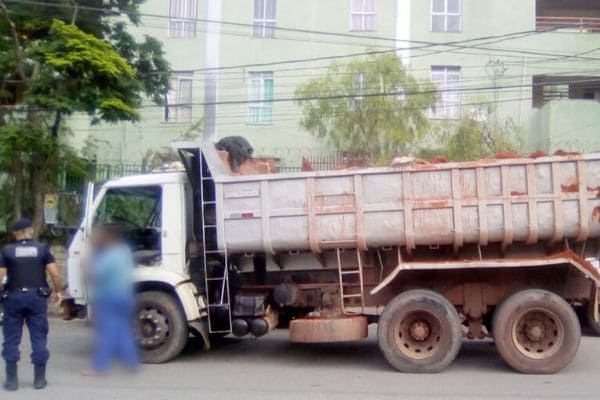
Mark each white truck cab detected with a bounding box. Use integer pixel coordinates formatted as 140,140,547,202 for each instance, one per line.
67,171,208,363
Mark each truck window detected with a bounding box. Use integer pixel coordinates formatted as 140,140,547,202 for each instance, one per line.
93,186,162,264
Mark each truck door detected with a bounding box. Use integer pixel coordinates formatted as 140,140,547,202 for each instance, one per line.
67,182,95,303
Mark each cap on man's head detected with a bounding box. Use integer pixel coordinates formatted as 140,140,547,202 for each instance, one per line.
12,218,32,232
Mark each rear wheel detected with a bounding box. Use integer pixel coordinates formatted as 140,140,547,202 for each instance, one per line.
377,289,462,373
492,289,580,374
135,291,188,364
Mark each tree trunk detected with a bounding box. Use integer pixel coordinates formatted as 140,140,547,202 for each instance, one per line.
11,155,24,219
30,160,46,238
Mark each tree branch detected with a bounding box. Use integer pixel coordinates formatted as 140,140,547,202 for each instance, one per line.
69,0,79,24
51,110,62,139
0,0,26,82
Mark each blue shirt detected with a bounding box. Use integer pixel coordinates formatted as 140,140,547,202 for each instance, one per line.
89,243,134,301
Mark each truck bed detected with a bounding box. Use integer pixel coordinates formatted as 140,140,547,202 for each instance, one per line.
197,143,600,254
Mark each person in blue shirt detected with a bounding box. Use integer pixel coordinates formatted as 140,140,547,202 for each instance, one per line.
85,224,138,375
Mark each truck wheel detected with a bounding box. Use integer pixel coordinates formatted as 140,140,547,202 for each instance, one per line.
377,289,462,373
135,291,188,364
586,300,600,336
492,289,580,374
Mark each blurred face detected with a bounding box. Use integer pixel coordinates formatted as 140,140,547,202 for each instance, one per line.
91,227,120,252
13,227,33,241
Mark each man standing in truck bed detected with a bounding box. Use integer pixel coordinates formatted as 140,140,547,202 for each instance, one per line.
0,218,62,391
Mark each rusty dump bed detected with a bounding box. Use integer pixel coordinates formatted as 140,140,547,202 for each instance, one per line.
197,143,600,255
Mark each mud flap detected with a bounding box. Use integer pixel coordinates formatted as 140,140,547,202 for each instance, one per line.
188,319,211,350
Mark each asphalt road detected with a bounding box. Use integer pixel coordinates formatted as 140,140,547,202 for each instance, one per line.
1,318,599,400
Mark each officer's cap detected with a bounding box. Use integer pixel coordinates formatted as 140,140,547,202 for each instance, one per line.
12,218,32,231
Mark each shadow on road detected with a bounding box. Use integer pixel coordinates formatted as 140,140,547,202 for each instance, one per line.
177,331,518,374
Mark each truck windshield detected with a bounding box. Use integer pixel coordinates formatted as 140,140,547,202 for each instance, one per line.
93,186,162,264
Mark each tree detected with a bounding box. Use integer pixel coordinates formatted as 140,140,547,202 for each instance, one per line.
295,53,436,162
0,0,170,234
141,118,203,171
418,102,521,161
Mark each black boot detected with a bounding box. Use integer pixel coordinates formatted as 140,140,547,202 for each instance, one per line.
3,363,17,391
33,364,46,390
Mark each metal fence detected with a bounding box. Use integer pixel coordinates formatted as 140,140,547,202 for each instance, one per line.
60,144,373,195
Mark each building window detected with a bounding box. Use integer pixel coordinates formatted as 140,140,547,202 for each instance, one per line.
169,0,198,38
350,0,376,31
253,0,277,38
431,0,461,32
532,75,600,108
430,66,461,119
165,72,193,123
248,72,274,124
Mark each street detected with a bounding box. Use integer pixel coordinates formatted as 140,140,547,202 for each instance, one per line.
1,319,599,400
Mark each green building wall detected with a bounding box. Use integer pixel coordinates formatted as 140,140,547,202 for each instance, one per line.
70,0,600,167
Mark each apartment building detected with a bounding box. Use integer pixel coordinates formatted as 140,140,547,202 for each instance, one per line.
73,0,600,166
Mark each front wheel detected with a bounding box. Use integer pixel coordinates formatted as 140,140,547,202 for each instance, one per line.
135,291,188,364
377,289,462,373
493,289,580,374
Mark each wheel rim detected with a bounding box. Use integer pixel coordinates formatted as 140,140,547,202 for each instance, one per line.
394,311,443,360
135,307,171,350
511,308,564,360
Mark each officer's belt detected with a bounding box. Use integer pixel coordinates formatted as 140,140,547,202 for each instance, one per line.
8,287,42,293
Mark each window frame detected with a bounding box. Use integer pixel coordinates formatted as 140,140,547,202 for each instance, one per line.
168,0,198,38
247,71,274,124
350,0,377,32
431,0,462,33
253,0,277,38
93,186,162,230
164,72,194,124
430,66,462,120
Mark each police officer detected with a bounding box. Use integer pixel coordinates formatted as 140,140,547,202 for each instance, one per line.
0,218,62,391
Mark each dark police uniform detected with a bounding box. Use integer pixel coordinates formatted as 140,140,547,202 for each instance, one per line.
0,239,54,366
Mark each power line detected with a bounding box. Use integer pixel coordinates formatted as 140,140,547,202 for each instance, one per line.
194,31,548,72
0,0,541,46
7,0,600,70
69,95,538,128
138,77,600,108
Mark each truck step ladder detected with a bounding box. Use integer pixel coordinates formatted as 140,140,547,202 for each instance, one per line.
336,248,365,314
199,153,232,334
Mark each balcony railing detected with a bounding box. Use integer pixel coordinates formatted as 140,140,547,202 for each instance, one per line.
536,16,600,32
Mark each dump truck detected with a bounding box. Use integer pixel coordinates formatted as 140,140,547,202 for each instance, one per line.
65,138,600,374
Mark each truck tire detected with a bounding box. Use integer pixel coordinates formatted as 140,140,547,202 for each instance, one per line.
377,289,462,373
492,289,580,374
586,300,600,336
135,291,188,364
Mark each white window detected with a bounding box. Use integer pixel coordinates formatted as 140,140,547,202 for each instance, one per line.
350,0,376,31
165,72,193,123
431,0,461,32
169,0,198,38
248,72,274,124
253,0,277,38
430,66,461,119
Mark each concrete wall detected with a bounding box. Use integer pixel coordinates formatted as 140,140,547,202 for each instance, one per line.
530,100,600,151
